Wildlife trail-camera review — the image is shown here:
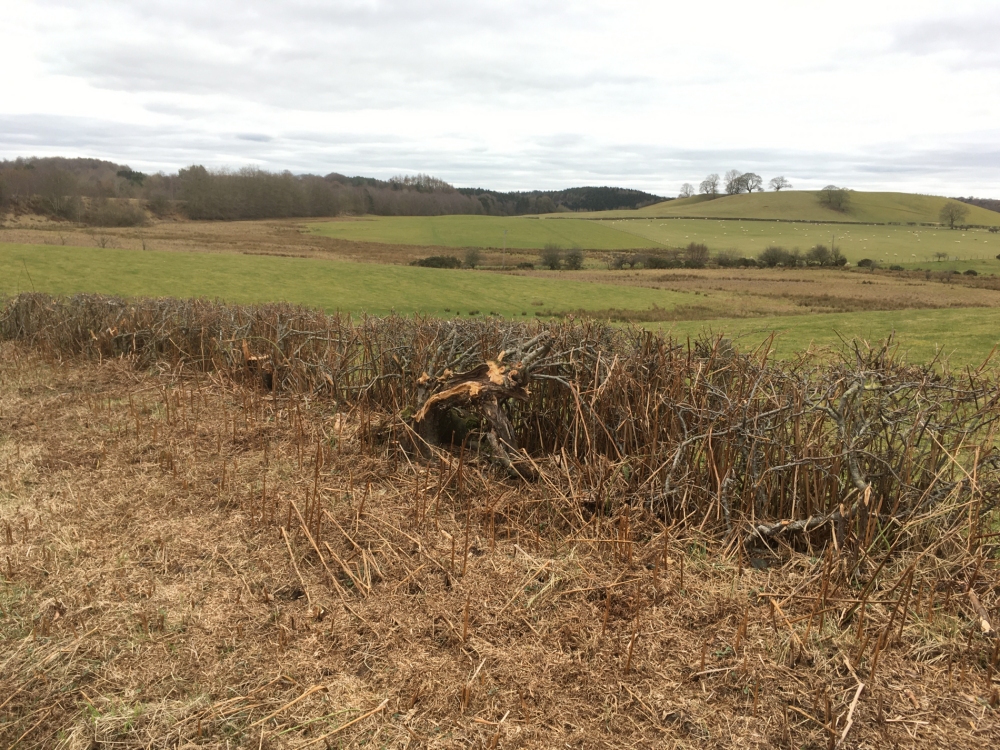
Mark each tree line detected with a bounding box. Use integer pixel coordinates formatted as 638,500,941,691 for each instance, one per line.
676,172,857,213
609,242,848,270
0,156,666,225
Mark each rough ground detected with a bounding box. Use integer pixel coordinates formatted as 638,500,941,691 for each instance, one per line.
1,343,998,748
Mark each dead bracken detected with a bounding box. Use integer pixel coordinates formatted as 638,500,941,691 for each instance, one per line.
0,293,998,748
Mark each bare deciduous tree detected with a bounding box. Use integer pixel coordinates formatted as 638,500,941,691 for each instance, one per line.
819,185,851,211
939,201,969,229
769,176,792,191
741,173,763,193
699,174,719,195
724,170,744,195
679,183,694,198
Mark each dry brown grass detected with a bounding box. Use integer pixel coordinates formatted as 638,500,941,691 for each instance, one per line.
560,267,1000,318
1,297,999,748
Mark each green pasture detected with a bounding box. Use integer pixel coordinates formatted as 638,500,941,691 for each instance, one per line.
662,307,1000,367
0,243,689,318
588,191,1000,226
307,215,661,250
597,218,1000,266
306,210,1000,269
4,242,998,365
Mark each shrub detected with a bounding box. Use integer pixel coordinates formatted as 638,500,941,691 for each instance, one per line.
758,245,797,267
463,248,481,268
644,254,674,269
964,269,978,276
411,255,462,269
806,244,831,266
856,258,876,269
539,244,562,270
516,262,535,270
83,199,149,227
714,249,744,268
888,265,905,271
684,242,710,268
146,195,172,218
564,248,585,270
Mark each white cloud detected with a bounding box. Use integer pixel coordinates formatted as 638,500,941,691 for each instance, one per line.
2,0,999,195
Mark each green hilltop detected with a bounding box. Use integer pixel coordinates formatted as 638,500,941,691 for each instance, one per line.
579,191,1000,226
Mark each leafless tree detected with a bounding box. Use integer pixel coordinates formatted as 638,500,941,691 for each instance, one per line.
679,183,694,198
724,170,744,195
939,201,969,229
699,174,719,195
769,176,792,191
741,173,763,193
819,185,851,211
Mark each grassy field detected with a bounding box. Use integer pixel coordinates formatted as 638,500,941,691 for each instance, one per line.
0,243,692,317
308,214,661,250
597,217,1000,266
662,307,1000,366
5,242,1000,364
588,190,1000,225
305,208,1000,269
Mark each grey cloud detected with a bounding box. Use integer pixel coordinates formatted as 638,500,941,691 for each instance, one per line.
3,112,998,195
36,0,641,111
892,13,1000,68
236,133,273,142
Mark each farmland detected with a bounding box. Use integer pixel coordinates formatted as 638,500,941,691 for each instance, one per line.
308,214,662,250
592,190,1000,225
0,242,693,318
6,209,1000,366
593,217,1000,266
3,200,1000,747
307,191,1000,269
308,214,1000,267
663,306,1000,365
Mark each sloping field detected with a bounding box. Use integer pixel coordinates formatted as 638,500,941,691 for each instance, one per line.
583,191,1000,225
0,243,688,317
598,217,1000,265
306,213,1000,266
308,215,662,250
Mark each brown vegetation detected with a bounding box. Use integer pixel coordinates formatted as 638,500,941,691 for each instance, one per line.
1,294,998,747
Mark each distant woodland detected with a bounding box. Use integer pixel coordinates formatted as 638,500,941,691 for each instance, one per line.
0,157,665,225
958,196,1000,214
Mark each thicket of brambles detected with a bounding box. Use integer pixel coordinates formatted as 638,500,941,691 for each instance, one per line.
0,157,665,225
3,291,997,563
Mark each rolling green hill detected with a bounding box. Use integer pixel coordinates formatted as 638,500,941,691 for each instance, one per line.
576,191,1000,226
308,215,662,250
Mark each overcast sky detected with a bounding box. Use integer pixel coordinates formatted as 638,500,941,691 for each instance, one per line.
2,0,999,195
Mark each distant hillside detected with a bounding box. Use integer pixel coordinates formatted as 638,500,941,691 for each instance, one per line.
1,156,663,221
958,197,1000,214
456,185,666,214
574,190,1000,226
